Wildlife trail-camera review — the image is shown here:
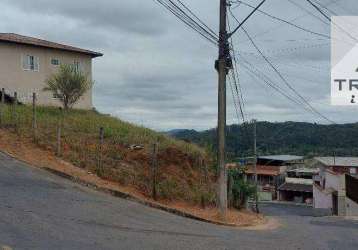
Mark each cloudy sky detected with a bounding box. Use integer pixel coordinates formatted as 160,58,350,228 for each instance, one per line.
1,0,358,131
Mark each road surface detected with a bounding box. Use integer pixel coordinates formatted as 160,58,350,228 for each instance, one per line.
0,152,358,250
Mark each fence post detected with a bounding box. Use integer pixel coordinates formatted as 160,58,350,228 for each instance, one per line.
97,127,104,175
151,142,159,200
32,93,37,142
56,113,62,157
0,88,4,126
13,92,18,132
199,156,206,209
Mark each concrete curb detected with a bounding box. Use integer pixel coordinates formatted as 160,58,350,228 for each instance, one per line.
43,167,240,227
1,149,259,227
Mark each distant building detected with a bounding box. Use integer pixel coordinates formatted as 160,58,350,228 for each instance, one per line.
244,155,304,201
0,33,103,109
257,155,304,167
278,168,319,204
312,157,358,216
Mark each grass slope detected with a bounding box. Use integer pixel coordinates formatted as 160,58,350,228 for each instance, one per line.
0,104,215,204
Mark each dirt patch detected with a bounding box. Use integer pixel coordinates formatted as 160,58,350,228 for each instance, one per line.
0,128,266,227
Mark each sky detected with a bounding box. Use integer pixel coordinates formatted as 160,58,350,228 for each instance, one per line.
1,0,358,131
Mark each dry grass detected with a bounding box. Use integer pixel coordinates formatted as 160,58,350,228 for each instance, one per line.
0,104,214,203
0,128,266,227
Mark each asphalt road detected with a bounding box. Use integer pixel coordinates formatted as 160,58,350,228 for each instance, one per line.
1,152,358,250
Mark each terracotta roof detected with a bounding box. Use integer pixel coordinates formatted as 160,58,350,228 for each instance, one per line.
0,33,103,58
278,182,313,193
245,165,280,176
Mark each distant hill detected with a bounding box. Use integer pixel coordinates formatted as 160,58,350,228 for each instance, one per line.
168,121,358,159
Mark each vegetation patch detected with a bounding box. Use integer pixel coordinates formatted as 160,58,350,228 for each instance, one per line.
0,104,215,204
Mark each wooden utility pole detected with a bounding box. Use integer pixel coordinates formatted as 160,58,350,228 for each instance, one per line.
216,0,229,217
253,119,259,213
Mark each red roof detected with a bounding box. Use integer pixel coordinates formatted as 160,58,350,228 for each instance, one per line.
245,165,281,176
0,33,103,58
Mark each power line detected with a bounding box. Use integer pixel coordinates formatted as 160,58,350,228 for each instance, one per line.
287,0,330,25
241,26,335,124
228,0,267,38
154,0,219,45
228,74,244,123
231,1,330,39
311,0,338,15
176,0,218,37
305,0,358,43
227,14,246,123
305,0,332,21
240,57,308,109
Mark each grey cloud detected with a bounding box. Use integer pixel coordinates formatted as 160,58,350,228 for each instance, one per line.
2,0,169,36
2,0,358,130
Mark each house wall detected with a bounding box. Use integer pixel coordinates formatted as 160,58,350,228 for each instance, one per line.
313,184,332,209
346,197,358,216
313,169,348,216
325,171,340,191
0,42,93,109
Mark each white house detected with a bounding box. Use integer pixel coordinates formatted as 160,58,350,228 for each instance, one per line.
0,33,103,109
313,157,358,216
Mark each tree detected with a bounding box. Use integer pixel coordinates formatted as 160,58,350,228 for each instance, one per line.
43,64,93,110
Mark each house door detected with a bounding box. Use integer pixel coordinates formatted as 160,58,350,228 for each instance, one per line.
332,193,338,215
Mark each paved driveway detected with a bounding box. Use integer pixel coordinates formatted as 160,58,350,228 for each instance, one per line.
0,152,358,250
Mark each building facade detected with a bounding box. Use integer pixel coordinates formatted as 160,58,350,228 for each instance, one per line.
0,33,103,109
313,157,358,216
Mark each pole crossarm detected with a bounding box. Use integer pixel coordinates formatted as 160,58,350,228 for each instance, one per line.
228,0,267,38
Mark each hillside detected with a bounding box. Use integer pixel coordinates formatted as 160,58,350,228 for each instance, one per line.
0,104,216,204
169,121,358,159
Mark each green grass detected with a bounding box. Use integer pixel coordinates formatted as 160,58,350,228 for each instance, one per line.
1,104,205,156
0,104,214,203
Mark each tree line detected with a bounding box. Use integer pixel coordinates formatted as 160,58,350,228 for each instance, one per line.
169,121,358,159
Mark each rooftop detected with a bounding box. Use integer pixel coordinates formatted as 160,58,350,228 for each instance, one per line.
315,157,358,167
258,155,303,162
285,177,313,185
245,165,281,176
0,33,103,58
278,182,313,193
287,167,319,174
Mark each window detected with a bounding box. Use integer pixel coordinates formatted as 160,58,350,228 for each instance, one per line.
22,55,39,71
51,59,60,66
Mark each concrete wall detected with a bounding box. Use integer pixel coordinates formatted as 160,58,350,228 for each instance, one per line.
325,171,340,190
346,197,358,216
313,184,332,209
313,170,348,216
0,42,93,109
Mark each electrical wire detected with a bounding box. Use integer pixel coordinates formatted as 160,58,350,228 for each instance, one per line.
154,0,219,45
231,1,330,39
241,26,335,123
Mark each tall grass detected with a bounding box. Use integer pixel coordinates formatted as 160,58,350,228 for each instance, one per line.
0,104,214,203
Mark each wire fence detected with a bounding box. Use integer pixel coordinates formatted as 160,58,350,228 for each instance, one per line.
0,89,214,204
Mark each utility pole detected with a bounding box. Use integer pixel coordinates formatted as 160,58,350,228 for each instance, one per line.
216,0,230,218
253,119,259,213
